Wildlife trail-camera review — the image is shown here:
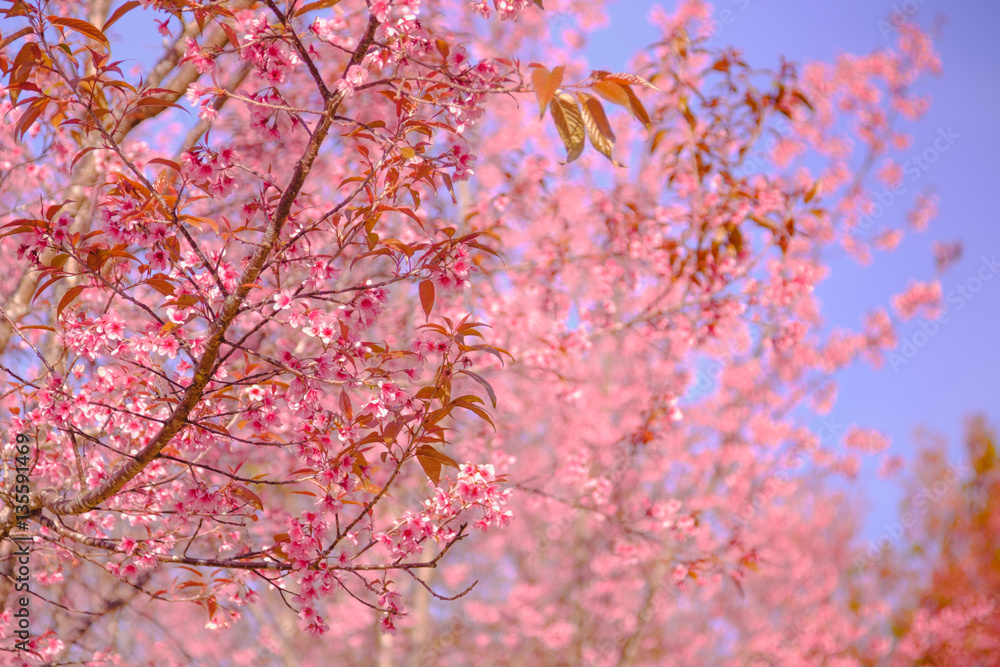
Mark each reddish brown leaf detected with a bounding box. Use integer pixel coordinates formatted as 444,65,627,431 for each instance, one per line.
549,92,585,163
531,65,564,120
48,16,109,47
578,92,624,167
419,279,435,320
57,285,87,318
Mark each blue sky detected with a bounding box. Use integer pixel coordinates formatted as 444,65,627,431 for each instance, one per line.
586,0,1000,540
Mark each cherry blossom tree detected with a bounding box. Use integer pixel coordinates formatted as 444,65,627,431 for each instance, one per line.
0,0,959,664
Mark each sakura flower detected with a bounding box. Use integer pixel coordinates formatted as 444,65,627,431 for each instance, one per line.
273,289,294,311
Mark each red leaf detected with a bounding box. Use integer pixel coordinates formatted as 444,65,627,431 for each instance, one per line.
57,285,87,318
102,0,140,31
419,280,435,320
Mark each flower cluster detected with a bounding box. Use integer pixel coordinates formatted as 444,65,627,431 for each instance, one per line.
310,15,348,44
843,427,891,454
342,285,389,332
470,0,533,21
891,280,942,321
335,65,369,98
185,84,222,123
450,143,477,181
376,463,512,560
182,145,241,198
240,14,302,85
181,37,215,74
363,381,410,419
14,212,72,266
243,88,298,142
432,241,475,292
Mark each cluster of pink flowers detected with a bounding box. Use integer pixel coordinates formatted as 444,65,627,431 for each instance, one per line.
295,567,343,636
309,15,348,44
185,83,221,123
61,313,127,360
370,0,422,23
172,484,236,516
907,192,939,232
470,0,533,21
26,380,83,431
863,307,898,355
181,37,215,74
304,258,340,290
373,0,426,45
771,320,808,352
891,280,942,320
106,543,159,580
14,212,72,267
377,587,404,635
433,241,474,291
445,59,502,132
412,337,450,360
350,0,432,75
105,210,167,253
243,392,283,434
0,611,64,662
363,381,410,419
297,309,341,346
376,463,512,559
342,285,389,332
335,65,368,99
873,228,904,251
242,88,298,142
763,258,820,308
450,143,477,181
843,426,891,454
240,14,302,85
181,145,240,199
892,597,997,664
